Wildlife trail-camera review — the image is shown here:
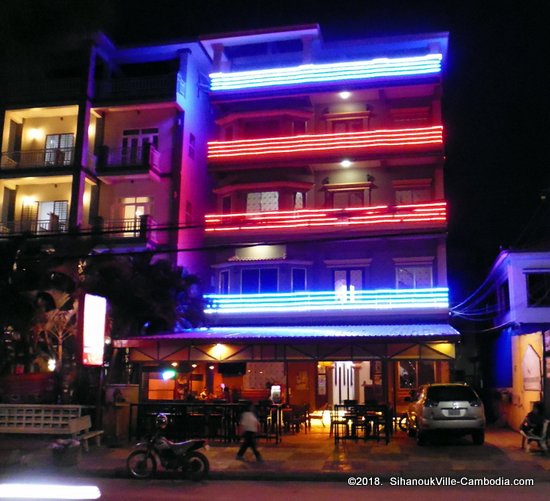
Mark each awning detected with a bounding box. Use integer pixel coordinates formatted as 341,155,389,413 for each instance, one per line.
116,324,459,343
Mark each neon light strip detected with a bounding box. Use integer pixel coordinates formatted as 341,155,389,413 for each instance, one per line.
208,126,443,159
210,54,442,91
205,288,449,314
205,202,446,232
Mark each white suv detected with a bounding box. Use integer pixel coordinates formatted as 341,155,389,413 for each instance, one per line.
407,383,486,445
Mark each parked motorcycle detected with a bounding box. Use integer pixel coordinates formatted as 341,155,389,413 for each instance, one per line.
127,413,209,481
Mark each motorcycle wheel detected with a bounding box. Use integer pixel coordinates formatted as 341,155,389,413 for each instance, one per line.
127,450,157,479
183,451,209,482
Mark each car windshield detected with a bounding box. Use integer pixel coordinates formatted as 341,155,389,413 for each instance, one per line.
426,386,477,402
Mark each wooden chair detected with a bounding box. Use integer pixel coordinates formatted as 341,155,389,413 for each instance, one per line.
307,403,329,429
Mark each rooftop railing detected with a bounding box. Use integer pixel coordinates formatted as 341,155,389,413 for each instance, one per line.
205,202,447,233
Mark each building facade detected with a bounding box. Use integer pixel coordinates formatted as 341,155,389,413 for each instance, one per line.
116,26,456,414
1,25,456,415
479,250,550,429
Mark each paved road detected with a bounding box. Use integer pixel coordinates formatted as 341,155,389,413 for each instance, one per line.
1,478,548,501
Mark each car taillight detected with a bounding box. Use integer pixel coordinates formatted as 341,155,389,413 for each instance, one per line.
424,399,439,408
469,399,482,407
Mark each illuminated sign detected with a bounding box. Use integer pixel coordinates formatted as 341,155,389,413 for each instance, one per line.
205,287,449,314
205,202,447,232
208,126,443,160
82,294,107,366
209,54,442,91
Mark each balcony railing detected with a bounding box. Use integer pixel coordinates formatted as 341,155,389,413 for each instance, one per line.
92,215,158,242
209,53,443,92
205,202,447,234
208,126,443,162
0,148,75,169
95,73,184,100
96,145,160,172
205,288,449,315
0,218,68,235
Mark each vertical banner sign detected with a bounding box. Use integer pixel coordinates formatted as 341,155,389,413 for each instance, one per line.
82,294,107,366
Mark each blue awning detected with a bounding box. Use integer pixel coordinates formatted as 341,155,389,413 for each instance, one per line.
123,324,459,341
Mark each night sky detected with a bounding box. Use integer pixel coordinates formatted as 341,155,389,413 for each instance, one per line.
2,1,549,304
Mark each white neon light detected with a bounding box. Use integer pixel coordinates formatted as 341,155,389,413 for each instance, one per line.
205,288,449,314
0,483,101,499
210,54,442,91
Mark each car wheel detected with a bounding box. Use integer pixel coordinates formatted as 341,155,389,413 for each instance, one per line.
472,430,485,445
407,417,416,437
416,431,427,446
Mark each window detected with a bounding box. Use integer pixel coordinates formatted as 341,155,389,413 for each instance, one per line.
334,269,363,293
241,268,278,293
294,192,304,210
395,188,432,205
243,119,280,138
293,120,306,135
121,128,158,165
498,280,510,312
45,133,74,165
396,265,432,288
21,200,68,232
331,119,363,134
246,191,279,212
292,268,306,292
222,196,231,214
333,190,364,208
526,273,550,307
219,270,230,294
118,196,152,234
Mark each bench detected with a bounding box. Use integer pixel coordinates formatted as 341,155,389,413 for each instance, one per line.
70,415,104,452
0,404,86,435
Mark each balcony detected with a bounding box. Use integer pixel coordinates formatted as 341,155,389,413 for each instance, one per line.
95,73,185,102
91,215,159,245
0,217,68,236
95,144,161,179
209,53,443,94
208,126,443,164
205,201,447,235
204,287,449,325
0,148,75,171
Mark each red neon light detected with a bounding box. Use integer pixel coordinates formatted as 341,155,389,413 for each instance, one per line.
205,202,447,232
208,126,443,160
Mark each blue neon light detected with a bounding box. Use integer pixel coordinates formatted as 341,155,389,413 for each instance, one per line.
210,54,442,91
205,288,449,314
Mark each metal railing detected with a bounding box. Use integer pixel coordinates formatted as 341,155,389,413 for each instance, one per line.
0,218,68,235
0,148,75,169
96,145,159,171
94,215,158,241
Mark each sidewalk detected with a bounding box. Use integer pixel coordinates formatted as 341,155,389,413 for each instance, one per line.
1,425,549,482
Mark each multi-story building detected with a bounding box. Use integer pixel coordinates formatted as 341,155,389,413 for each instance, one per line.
474,250,550,429
116,26,456,413
0,33,211,274
1,25,457,414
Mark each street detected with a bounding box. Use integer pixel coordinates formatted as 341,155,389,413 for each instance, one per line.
1,478,548,501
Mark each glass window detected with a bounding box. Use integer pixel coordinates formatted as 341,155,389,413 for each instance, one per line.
246,191,279,212
292,268,306,292
399,361,417,389
396,265,432,288
426,385,477,402
334,269,363,293
241,268,278,293
395,188,432,205
294,192,304,210
526,273,550,307
219,270,230,294
45,133,74,165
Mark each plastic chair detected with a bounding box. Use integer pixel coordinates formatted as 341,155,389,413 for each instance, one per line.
520,419,549,453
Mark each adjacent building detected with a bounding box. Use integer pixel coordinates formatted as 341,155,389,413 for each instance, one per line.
479,250,550,429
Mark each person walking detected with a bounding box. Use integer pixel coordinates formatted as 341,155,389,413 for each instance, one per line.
236,404,263,462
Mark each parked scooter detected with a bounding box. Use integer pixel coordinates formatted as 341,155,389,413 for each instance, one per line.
127,413,209,481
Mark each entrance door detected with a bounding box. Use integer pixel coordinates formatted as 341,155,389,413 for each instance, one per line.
332,362,356,405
